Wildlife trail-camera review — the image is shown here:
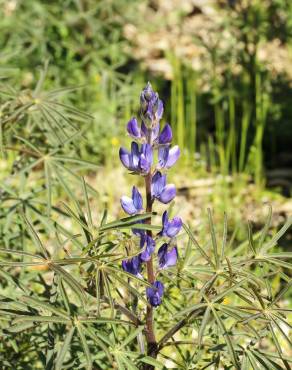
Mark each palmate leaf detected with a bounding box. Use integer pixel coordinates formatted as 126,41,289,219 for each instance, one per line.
1,66,91,143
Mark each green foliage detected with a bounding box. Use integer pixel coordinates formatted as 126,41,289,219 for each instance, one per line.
0,71,291,369
0,0,143,166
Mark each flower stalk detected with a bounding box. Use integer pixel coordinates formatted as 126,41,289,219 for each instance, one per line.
119,82,182,363
145,168,156,352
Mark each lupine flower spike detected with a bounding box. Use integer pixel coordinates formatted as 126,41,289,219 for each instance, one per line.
120,82,182,307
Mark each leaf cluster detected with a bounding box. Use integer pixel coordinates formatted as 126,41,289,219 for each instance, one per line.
0,70,291,369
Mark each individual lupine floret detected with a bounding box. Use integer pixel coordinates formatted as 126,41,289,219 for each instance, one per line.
139,234,155,262
151,171,176,204
158,243,178,269
127,118,142,139
158,123,172,145
158,145,180,169
122,256,142,277
119,142,153,174
127,118,160,143
120,186,143,215
140,82,163,126
146,280,164,307
160,211,182,238
127,118,172,146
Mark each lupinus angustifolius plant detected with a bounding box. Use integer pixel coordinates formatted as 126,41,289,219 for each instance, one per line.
119,82,181,358
0,75,292,370
117,83,292,369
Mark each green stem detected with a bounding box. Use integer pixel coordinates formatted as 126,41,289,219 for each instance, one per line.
144,130,157,367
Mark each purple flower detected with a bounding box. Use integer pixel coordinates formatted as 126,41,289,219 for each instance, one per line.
158,145,180,169
158,123,172,145
158,243,178,269
139,234,155,262
128,118,161,144
119,142,153,174
151,171,176,204
121,186,143,215
140,82,164,126
143,121,161,143
160,211,182,238
127,117,141,139
146,280,164,307
122,256,142,277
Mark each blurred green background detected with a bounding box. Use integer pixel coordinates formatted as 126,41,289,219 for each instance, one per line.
1,0,292,224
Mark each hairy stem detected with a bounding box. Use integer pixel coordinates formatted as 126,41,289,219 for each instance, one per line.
145,171,157,355
144,128,157,366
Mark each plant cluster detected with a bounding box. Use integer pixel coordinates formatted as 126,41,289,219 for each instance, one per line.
0,79,291,369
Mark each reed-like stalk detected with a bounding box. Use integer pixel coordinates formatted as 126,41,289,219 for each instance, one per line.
186,69,197,156
239,99,252,173
214,102,226,175
254,67,269,188
226,83,236,173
